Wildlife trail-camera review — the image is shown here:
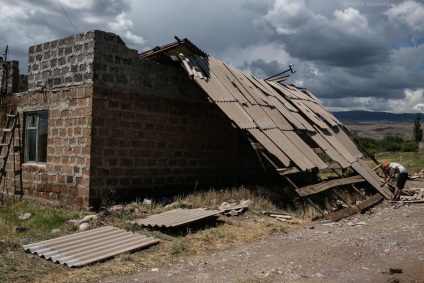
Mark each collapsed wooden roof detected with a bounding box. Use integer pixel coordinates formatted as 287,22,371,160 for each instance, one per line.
140,38,392,218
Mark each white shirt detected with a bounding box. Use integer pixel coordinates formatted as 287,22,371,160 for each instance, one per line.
389,163,407,174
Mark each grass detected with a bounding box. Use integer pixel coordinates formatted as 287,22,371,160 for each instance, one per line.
0,186,310,283
371,152,424,174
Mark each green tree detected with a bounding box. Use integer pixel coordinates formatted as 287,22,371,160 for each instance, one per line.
413,114,423,142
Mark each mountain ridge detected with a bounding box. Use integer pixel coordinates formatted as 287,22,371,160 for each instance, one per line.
332,110,422,124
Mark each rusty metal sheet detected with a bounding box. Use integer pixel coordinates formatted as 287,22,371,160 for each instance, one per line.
22,226,159,267
242,104,277,130
261,106,293,131
307,131,351,168
329,126,363,158
284,131,327,169
267,96,306,130
264,128,316,170
351,161,392,199
215,102,256,129
133,208,220,228
247,128,291,167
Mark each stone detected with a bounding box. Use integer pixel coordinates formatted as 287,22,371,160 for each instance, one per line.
18,213,32,220
15,227,28,233
110,205,124,212
151,268,159,272
79,214,98,224
356,221,367,225
20,238,30,246
347,222,355,226
305,225,315,229
67,219,80,226
51,228,61,234
79,222,90,231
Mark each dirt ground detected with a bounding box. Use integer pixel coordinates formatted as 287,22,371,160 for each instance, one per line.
100,180,424,283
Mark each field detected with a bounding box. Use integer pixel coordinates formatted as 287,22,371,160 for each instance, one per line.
345,123,413,140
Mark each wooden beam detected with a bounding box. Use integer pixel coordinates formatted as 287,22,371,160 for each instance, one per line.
327,193,384,221
296,175,366,197
357,193,384,212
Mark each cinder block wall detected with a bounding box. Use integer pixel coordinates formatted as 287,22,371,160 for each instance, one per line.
1,30,274,208
1,31,96,207
89,32,269,206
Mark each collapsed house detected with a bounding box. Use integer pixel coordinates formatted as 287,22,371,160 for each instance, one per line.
0,30,392,218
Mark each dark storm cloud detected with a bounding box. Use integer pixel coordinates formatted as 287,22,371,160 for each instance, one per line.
0,0,422,112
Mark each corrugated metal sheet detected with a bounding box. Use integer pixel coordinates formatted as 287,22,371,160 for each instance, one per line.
284,131,328,169
261,106,293,131
133,208,220,228
329,126,363,158
264,128,316,170
291,100,329,129
302,100,338,127
22,226,159,267
351,161,392,199
307,130,351,168
242,104,277,130
267,96,306,130
247,128,291,167
215,102,256,129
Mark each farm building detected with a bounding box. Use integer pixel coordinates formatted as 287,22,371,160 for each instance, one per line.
0,30,391,215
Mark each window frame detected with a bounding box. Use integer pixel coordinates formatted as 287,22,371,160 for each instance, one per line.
24,110,48,163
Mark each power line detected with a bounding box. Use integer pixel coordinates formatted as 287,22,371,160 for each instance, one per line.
56,0,80,34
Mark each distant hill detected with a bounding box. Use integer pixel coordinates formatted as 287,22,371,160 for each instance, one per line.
332,110,422,124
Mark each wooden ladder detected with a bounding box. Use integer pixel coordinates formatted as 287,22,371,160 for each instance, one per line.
0,110,22,201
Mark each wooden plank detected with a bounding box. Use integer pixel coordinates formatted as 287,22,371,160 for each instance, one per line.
296,175,366,196
357,193,384,211
327,207,359,222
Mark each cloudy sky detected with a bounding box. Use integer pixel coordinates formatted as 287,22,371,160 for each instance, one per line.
1,0,423,113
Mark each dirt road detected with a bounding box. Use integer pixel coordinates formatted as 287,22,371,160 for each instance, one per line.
102,191,424,283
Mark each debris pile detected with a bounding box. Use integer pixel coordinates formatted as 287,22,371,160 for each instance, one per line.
219,200,250,216
263,211,292,222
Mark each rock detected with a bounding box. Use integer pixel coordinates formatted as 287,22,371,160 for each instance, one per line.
142,199,152,205
347,222,355,226
79,223,90,231
18,213,32,220
97,207,110,216
67,219,80,226
151,268,159,272
20,238,30,245
389,268,403,274
356,221,367,225
110,205,124,212
240,199,251,206
51,228,61,234
0,239,5,245
304,225,315,229
124,205,135,212
15,226,28,233
164,202,179,209
79,214,98,224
